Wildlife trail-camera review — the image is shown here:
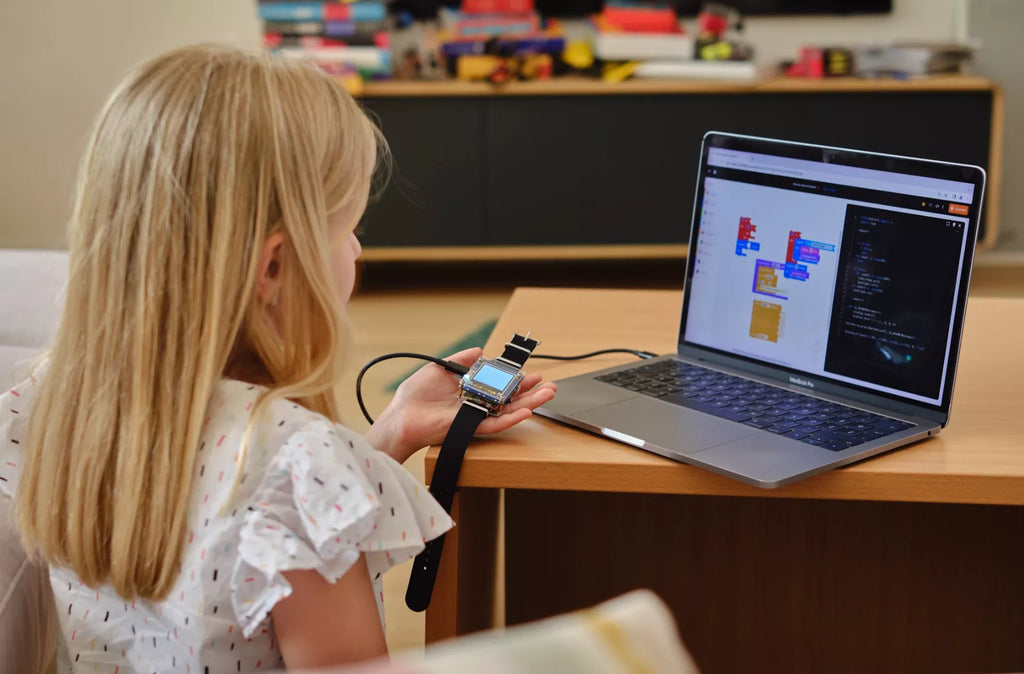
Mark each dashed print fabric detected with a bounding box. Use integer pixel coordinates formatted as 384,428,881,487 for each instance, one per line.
0,376,453,673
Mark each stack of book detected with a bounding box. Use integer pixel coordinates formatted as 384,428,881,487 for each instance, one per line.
258,1,392,80
438,0,565,65
853,42,973,78
590,1,692,63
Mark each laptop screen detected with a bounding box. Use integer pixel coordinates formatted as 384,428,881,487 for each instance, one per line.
681,134,984,410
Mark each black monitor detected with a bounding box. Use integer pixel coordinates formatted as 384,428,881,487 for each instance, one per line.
674,0,892,14
535,0,891,18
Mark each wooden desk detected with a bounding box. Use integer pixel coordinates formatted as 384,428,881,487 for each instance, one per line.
425,287,1024,674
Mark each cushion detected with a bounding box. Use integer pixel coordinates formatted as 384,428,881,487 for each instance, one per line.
0,249,67,348
279,589,700,674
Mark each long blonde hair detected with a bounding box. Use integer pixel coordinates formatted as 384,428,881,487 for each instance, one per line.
17,44,385,600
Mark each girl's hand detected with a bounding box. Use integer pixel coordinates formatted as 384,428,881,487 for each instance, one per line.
364,347,557,464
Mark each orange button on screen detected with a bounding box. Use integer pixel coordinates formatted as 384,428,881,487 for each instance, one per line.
949,203,969,216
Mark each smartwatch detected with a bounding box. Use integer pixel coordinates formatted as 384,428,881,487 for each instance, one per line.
405,332,540,612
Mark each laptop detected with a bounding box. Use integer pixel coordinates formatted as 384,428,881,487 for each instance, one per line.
536,132,986,488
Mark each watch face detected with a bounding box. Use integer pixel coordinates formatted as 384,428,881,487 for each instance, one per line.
472,363,518,391
461,358,523,408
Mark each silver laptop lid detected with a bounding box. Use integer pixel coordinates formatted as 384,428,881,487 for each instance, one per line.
678,132,986,425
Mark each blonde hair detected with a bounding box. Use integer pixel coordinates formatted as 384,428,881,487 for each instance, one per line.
17,44,385,600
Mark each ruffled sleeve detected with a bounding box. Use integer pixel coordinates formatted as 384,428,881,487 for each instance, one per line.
0,371,40,500
231,419,453,637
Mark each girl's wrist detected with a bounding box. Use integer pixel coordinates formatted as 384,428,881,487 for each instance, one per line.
364,424,397,461
364,411,413,463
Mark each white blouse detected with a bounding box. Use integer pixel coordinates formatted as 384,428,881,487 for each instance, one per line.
0,375,453,673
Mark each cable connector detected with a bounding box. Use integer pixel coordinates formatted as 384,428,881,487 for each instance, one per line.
440,359,470,376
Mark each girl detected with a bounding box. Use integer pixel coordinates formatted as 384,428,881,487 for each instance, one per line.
0,44,556,672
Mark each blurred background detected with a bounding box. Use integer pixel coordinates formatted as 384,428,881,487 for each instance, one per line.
2,0,1022,252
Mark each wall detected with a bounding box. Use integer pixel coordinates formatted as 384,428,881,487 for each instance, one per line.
559,0,964,64
967,0,1024,250
0,0,980,249
737,0,964,64
0,0,260,249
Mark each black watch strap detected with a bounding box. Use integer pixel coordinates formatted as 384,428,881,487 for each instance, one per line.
405,401,490,612
498,333,540,368
406,333,539,612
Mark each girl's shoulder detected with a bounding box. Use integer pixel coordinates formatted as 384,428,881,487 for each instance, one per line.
209,379,321,441
208,379,374,506
210,379,368,465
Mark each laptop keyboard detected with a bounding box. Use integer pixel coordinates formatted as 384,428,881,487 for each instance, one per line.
595,359,913,451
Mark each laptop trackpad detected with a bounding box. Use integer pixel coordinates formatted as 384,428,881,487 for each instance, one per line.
573,397,756,455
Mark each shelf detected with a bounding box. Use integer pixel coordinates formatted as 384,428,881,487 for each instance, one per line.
358,75,996,98
355,76,1001,260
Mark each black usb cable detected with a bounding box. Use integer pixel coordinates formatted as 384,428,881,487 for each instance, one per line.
356,348,658,425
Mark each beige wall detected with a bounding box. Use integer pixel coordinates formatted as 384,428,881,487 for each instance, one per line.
0,1,966,249
0,0,260,249
729,0,965,64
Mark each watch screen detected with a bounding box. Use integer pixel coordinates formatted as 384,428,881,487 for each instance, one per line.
473,363,516,391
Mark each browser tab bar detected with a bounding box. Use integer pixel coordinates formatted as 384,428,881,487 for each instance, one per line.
706,147,975,203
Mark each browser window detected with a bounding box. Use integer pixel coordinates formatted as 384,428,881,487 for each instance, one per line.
684,147,972,405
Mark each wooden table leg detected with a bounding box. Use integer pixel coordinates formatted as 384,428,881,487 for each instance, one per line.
425,487,501,644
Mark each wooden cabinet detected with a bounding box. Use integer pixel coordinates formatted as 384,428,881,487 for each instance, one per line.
357,76,1001,261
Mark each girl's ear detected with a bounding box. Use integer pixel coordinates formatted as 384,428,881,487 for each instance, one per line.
256,231,287,306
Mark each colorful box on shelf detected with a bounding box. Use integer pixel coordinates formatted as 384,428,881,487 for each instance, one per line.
258,1,386,24
600,1,679,33
454,12,541,38
461,0,535,14
632,59,758,80
264,20,324,35
265,31,391,49
277,45,392,77
455,53,552,81
590,15,692,61
441,21,565,59
264,19,387,38
784,46,853,78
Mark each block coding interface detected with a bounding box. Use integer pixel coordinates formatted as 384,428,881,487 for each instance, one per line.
685,147,972,406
